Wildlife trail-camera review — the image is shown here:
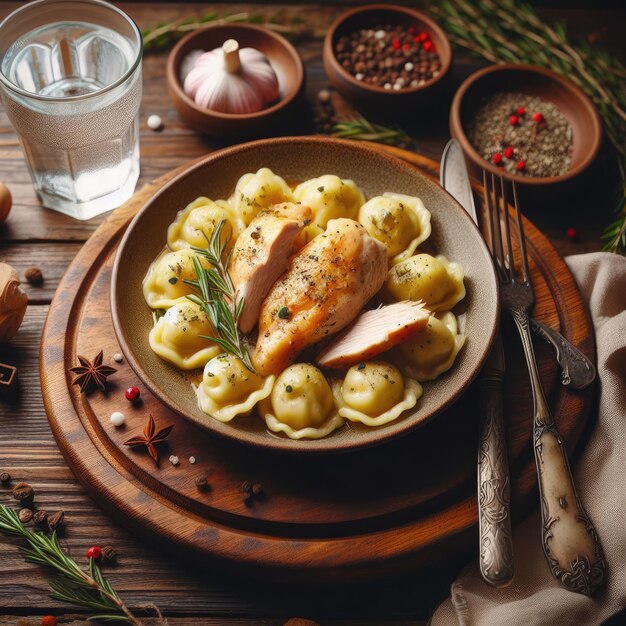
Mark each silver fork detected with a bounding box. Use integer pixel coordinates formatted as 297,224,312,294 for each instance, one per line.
483,172,606,596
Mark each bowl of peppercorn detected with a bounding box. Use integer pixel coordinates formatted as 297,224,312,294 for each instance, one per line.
323,4,452,110
450,64,602,185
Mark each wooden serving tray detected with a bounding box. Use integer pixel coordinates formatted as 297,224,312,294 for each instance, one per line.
40,146,595,582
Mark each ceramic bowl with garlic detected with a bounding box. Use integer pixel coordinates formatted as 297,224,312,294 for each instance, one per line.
167,24,305,138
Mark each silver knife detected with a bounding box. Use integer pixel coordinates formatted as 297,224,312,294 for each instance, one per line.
441,139,514,587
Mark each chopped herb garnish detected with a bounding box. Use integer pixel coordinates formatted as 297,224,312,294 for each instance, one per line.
285,385,293,393
277,306,290,319
317,186,325,192
168,276,178,284
357,363,366,370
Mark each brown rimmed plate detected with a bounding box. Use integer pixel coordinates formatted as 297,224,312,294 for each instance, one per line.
111,136,499,453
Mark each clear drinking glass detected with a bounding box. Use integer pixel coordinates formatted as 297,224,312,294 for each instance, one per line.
0,0,142,220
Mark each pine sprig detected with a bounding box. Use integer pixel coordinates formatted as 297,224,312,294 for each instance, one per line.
333,115,413,148
432,0,626,253
185,220,255,372
0,503,150,624
142,12,313,52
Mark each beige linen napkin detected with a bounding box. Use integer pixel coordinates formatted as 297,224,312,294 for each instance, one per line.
432,252,626,626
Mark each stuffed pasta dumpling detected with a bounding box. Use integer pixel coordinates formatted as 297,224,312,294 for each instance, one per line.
149,299,221,369
143,249,211,309
358,192,431,264
293,175,365,239
196,353,275,422
167,196,239,251
385,253,465,311
259,363,344,439
333,361,422,427
230,168,294,226
396,312,465,381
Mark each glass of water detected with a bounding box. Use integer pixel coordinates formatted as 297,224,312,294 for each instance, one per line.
0,0,142,220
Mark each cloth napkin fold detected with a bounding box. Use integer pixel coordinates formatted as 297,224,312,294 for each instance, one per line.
432,252,626,626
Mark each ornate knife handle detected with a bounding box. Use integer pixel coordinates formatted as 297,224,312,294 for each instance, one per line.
477,367,514,587
512,310,606,596
530,318,596,391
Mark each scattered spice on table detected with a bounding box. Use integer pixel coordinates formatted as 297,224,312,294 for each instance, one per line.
18,508,33,523
125,385,140,401
334,24,441,90
12,482,34,505
70,350,117,393
24,266,44,285
123,414,174,463
0,471,10,485
195,475,210,492
101,545,117,564
467,92,573,177
33,509,49,528
48,510,64,531
110,411,126,427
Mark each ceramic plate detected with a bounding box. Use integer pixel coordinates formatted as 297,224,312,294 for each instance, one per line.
111,136,499,453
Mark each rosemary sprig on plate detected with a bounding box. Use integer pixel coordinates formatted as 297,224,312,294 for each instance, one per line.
333,115,413,148
185,220,255,372
0,503,150,624
431,0,626,253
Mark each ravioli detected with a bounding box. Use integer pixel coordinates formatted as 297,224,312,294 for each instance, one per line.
397,312,466,381
167,196,240,251
358,192,431,264
293,175,365,239
149,299,221,369
259,363,344,439
385,253,465,311
333,361,422,427
143,248,211,310
196,353,275,422
230,168,294,226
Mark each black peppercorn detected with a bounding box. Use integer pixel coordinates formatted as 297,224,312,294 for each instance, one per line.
195,476,210,493
0,471,10,485
101,546,117,564
33,510,49,528
12,482,34,505
48,511,65,531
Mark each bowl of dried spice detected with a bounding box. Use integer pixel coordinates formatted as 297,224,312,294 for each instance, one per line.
450,64,601,185
323,4,452,109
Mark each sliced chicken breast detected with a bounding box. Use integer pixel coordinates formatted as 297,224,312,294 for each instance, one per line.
229,202,312,333
252,218,388,375
317,301,430,369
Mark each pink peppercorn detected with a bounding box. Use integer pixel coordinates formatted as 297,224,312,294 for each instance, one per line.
516,160,526,171
533,112,544,123
509,115,519,126
504,146,514,159
492,153,503,165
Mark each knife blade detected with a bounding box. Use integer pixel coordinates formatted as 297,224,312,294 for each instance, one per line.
440,139,514,587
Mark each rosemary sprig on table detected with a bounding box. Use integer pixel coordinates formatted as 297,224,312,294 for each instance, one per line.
333,115,413,148
142,12,312,52
185,220,255,372
0,503,150,624
431,0,626,253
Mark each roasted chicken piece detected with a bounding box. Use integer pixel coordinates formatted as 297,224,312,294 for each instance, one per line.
252,218,388,375
228,202,312,333
317,301,429,369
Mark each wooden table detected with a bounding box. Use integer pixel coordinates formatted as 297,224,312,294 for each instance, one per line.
0,3,623,624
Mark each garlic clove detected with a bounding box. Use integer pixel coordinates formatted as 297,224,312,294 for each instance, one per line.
0,263,27,343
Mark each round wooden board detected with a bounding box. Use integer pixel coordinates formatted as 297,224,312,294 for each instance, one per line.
41,145,595,582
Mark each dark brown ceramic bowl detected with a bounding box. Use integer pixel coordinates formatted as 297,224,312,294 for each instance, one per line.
323,4,452,109
111,136,498,454
167,24,304,137
450,64,602,185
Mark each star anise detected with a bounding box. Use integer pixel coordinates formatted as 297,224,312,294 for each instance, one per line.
70,350,117,393
123,414,174,463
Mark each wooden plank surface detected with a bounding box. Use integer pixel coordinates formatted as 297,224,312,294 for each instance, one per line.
0,1,623,623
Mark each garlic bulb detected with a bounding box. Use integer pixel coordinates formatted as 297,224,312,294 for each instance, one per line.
0,263,27,343
183,39,280,114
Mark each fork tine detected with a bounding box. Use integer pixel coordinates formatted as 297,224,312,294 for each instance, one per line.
482,170,505,280
511,182,531,283
498,176,516,283
490,172,508,281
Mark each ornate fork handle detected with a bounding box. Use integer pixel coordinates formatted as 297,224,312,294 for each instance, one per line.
511,308,606,596
531,318,596,390
477,365,514,587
